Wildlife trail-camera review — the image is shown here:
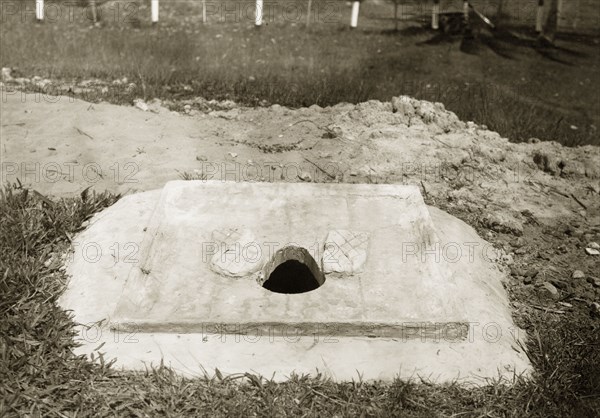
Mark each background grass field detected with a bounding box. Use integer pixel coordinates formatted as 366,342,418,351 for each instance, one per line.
1,0,599,146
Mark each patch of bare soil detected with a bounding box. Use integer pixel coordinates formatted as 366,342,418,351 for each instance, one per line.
1,91,599,320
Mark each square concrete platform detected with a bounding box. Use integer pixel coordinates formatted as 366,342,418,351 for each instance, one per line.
61,181,531,382
112,181,468,340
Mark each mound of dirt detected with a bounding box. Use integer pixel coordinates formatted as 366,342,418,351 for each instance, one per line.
2,91,599,314
2,91,599,224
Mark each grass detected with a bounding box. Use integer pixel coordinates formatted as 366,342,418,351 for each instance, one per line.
1,0,599,146
1,182,599,416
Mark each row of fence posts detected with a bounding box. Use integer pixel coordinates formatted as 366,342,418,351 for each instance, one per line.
33,0,556,33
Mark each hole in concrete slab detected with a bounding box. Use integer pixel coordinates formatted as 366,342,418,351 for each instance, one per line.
262,246,325,294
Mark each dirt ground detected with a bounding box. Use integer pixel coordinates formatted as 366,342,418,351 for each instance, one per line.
1,90,599,320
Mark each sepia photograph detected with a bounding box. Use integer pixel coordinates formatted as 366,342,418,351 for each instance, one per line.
0,0,599,416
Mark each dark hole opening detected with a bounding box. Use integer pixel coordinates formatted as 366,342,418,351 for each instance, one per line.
262,260,320,294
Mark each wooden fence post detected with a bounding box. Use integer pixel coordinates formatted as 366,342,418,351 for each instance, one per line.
36,0,43,21
350,1,360,28
151,0,159,23
432,0,440,30
256,0,263,26
536,0,544,32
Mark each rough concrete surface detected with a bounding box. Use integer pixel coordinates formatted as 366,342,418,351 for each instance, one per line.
114,181,465,336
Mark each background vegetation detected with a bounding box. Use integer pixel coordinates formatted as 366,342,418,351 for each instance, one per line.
1,0,599,146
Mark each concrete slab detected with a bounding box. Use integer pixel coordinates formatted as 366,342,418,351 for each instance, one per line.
112,181,467,339
60,182,532,383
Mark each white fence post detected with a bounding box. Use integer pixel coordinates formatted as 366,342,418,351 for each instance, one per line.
432,0,440,30
255,0,263,26
536,0,544,32
36,0,43,21
90,0,98,23
350,1,360,28
151,0,159,23
463,1,469,21
557,0,564,28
